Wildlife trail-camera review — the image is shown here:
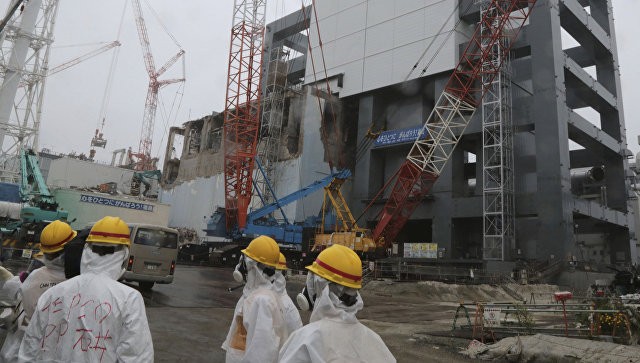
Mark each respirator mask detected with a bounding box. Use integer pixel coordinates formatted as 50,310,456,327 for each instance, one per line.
329,283,359,307
296,273,328,311
296,273,359,311
232,255,248,283
232,255,276,283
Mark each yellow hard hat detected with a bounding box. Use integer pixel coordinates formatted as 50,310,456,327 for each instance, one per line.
241,235,279,268
276,253,287,270
307,244,362,289
39,220,77,254
86,216,130,246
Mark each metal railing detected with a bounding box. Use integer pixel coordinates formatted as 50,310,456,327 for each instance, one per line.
371,260,511,285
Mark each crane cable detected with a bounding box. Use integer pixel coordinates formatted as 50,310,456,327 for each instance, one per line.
95,0,127,136
353,1,476,226
154,81,185,162
142,0,182,48
299,0,343,171
353,0,475,166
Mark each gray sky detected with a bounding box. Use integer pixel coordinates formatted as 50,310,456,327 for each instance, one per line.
2,0,639,164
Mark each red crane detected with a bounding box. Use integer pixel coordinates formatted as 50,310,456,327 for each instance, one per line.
131,0,185,171
223,0,266,231
370,0,537,247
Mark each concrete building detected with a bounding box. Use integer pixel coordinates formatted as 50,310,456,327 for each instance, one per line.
160,0,637,269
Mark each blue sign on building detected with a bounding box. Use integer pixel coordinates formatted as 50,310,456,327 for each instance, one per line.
80,194,154,212
373,126,428,147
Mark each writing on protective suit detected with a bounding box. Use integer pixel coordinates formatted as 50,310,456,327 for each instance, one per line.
39,293,114,363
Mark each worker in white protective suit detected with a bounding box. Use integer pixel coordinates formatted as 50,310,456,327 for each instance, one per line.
221,235,287,363
0,220,76,363
274,253,303,335
279,244,396,363
18,216,154,363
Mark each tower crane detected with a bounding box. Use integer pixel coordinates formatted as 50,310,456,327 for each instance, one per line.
366,0,537,254
223,0,266,231
130,0,185,171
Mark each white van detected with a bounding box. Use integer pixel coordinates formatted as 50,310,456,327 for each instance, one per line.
121,223,179,290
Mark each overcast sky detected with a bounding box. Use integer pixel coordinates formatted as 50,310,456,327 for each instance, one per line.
2,0,638,164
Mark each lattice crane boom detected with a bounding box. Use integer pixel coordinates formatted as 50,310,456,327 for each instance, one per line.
130,0,184,171
371,0,537,247
47,41,121,77
131,0,155,76
223,0,266,231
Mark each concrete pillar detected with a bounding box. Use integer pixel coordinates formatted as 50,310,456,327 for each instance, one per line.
530,0,574,261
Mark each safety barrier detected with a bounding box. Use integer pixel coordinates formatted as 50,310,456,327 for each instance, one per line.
371,260,510,285
451,298,638,344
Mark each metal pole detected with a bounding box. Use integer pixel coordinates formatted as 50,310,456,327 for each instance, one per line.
0,0,22,34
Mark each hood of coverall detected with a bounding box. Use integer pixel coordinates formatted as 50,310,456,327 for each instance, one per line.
273,270,287,295
309,283,364,324
80,243,129,280
241,256,275,298
41,252,65,271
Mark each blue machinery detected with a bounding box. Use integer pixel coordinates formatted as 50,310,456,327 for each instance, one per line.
205,167,352,249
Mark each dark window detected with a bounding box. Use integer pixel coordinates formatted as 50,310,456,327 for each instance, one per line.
134,228,178,249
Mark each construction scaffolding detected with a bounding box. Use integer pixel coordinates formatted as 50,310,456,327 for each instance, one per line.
480,0,516,261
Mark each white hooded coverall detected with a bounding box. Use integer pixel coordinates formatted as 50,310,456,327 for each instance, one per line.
221,259,287,363
0,256,66,363
18,245,154,363
278,285,396,363
273,271,303,335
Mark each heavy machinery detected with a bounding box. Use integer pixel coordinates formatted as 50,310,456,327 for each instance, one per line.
222,0,266,233
312,174,376,253
364,0,536,256
1,149,69,251
206,169,351,247
130,170,161,197
205,168,351,268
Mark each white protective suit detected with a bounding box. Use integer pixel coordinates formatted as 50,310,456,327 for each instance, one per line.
221,258,287,363
0,256,66,363
18,245,154,363
279,285,396,363
273,271,303,335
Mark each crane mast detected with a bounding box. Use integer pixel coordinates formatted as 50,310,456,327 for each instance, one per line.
223,0,266,231
371,0,536,249
0,0,61,182
131,0,184,171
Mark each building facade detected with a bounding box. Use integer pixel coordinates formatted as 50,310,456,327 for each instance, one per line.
160,0,637,267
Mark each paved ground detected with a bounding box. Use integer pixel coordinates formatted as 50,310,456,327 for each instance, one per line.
140,265,479,362
0,262,481,362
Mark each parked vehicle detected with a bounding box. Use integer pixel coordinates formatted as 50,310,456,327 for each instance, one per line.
121,223,179,290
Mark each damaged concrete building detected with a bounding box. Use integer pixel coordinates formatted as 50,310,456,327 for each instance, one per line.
160,0,637,269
